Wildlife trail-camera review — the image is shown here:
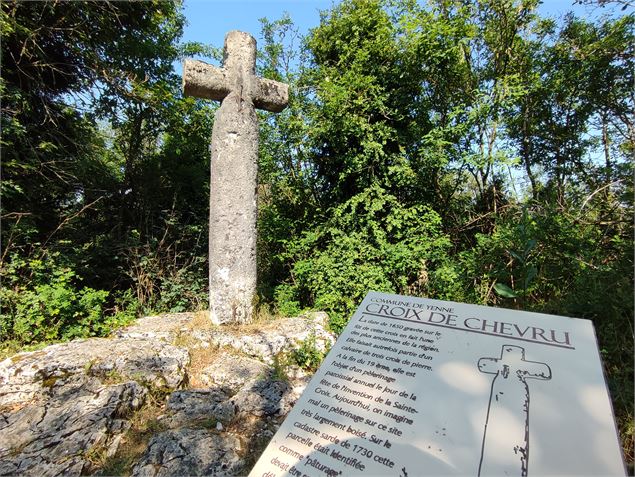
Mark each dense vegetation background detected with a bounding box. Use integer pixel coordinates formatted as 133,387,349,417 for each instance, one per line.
1,0,632,467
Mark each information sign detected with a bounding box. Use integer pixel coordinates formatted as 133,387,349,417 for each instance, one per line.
250,292,625,476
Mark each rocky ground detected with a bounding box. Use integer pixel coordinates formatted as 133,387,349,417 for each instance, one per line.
0,312,334,476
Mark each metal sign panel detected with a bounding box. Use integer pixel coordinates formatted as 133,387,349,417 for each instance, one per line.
250,292,625,476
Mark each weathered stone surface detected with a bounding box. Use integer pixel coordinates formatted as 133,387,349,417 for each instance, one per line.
159,353,306,428
194,312,334,364
114,312,196,341
0,377,146,476
207,78,259,325
0,337,189,407
163,388,230,427
0,335,189,476
183,59,288,112
0,311,333,476
229,378,294,417
132,429,243,477
132,350,313,476
183,31,289,325
200,353,268,391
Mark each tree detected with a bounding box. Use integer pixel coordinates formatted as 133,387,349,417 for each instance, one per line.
0,0,216,340
1,0,186,255
264,0,466,325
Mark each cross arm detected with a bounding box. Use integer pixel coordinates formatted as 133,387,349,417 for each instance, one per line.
182,59,229,101
254,78,289,113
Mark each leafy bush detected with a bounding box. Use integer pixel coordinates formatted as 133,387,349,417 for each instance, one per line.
275,185,455,332
459,202,633,314
124,225,208,315
457,201,634,465
273,284,303,317
0,253,136,345
290,332,331,372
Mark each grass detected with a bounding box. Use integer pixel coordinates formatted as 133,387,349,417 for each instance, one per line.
184,306,281,335
185,343,223,389
174,307,286,389
94,395,167,476
186,309,215,331
171,328,223,388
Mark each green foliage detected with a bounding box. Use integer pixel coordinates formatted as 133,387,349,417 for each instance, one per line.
258,2,632,462
290,333,331,372
123,223,208,314
1,0,211,345
456,197,633,463
1,0,187,248
273,285,304,317
0,253,135,345
275,185,454,332
269,353,290,382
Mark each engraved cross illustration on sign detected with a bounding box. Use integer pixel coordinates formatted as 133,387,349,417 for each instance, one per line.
477,344,552,476
183,31,289,324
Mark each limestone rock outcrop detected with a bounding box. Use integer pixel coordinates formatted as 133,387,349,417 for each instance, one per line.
132,429,243,477
1,337,189,408
0,312,334,476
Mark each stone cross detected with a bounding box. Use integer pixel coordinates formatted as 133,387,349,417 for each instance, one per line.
477,345,551,477
183,31,288,324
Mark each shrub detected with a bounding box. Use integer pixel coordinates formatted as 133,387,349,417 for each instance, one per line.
0,252,136,345
290,332,331,372
124,227,208,315
274,185,454,333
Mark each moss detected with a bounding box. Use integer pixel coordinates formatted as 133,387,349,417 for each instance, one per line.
41,375,59,389
192,417,218,430
41,369,72,389
100,370,127,385
7,349,46,364
84,358,98,375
